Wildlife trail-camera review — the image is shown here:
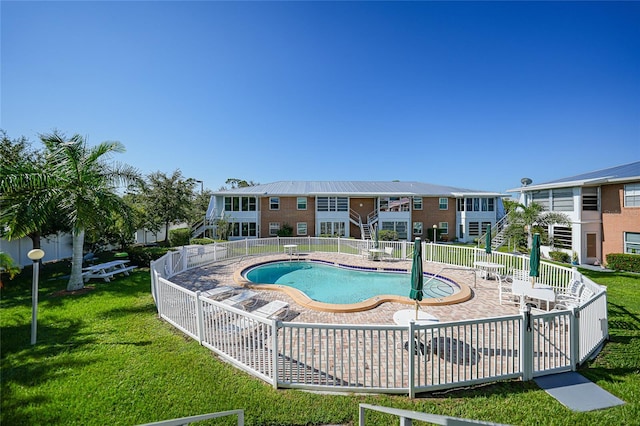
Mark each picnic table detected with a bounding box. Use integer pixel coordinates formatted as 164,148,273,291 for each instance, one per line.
82,260,137,283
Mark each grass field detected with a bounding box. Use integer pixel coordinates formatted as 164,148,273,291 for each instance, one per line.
1,258,638,425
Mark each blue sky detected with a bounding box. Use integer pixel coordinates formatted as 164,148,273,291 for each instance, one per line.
2,1,639,194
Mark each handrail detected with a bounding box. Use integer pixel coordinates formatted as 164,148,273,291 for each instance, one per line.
359,403,508,425
137,409,244,426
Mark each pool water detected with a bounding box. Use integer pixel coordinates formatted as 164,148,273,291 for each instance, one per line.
243,261,458,305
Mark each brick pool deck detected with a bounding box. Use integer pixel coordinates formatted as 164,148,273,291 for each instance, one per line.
170,252,521,324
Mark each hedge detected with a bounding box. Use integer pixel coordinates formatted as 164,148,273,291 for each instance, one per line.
606,253,640,273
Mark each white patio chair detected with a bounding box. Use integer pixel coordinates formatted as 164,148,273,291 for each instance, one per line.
201,286,235,300
253,300,289,319
383,246,394,261
221,290,258,309
555,280,584,305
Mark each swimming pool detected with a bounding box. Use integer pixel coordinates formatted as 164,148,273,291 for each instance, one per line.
243,260,459,305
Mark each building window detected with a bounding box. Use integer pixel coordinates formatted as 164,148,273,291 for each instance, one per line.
582,187,599,211
466,198,473,211
380,197,410,212
439,222,449,234
319,221,345,236
241,222,257,237
624,184,640,207
317,197,348,212
439,198,448,210
552,189,574,211
297,222,307,235
381,221,408,239
457,199,464,211
269,197,280,210
297,197,307,210
225,196,256,212
552,226,572,249
230,222,240,237
469,221,480,236
532,190,550,210
413,197,423,210
269,222,280,236
413,222,423,235
625,232,640,254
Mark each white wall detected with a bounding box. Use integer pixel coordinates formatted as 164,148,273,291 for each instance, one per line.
0,233,73,268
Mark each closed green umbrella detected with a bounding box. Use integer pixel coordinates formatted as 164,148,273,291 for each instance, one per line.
409,237,424,319
485,224,492,255
529,233,541,286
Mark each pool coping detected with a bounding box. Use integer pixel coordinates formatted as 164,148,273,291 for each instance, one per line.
233,257,472,313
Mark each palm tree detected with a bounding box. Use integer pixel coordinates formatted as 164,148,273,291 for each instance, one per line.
0,252,21,288
503,202,572,251
1,132,141,291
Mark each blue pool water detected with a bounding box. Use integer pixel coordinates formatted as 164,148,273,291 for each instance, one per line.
243,261,458,304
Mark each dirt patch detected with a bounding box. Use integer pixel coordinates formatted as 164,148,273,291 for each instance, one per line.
50,286,95,297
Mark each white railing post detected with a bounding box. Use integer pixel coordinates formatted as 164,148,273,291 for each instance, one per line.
337,237,341,254
570,306,580,370
520,306,534,381
195,291,203,344
182,246,188,272
409,321,416,398
272,321,279,389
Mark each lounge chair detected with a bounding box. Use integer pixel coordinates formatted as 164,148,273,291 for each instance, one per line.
383,246,394,261
221,290,258,309
201,286,235,300
253,300,289,319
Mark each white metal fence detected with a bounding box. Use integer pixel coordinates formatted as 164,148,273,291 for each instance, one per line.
149,237,609,395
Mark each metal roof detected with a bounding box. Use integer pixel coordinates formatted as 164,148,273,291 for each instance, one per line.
507,161,640,192
213,181,504,197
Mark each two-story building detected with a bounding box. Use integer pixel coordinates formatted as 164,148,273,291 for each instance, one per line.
205,181,505,243
508,161,640,265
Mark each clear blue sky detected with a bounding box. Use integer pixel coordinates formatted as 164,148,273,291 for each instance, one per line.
2,1,639,193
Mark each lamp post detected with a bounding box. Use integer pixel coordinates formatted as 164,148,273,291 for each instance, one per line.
27,248,45,345
433,224,438,243
194,179,204,194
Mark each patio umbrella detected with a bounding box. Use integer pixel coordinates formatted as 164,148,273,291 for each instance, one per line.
409,237,424,320
485,224,492,255
529,233,541,286
374,227,379,249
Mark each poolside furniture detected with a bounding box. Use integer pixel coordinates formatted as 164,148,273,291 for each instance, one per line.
555,280,584,305
201,286,235,300
511,275,555,311
221,290,258,309
383,247,394,261
283,244,298,258
253,300,289,319
393,309,439,326
498,275,519,306
473,261,505,280
554,286,594,310
369,248,385,261
82,260,137,282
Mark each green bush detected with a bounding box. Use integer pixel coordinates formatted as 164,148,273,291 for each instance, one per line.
190,237,215,245
127,246,171,268
276,223,294,237
606,253,640,272
378,230,398,241
549,250,570,263
169,228,191,247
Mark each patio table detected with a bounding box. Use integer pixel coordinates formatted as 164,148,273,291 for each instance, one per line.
82,260,137,283
473,261,505,280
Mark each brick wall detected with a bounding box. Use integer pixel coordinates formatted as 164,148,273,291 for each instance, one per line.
601,183,640,258
260,196,316,236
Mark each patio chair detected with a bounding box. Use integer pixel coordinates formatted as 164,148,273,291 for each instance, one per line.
553,286,594,310
498,275,518,306
201,286,235,300
555,280,584,305
220,290,258,309
253,300,289,320
383,246,394,261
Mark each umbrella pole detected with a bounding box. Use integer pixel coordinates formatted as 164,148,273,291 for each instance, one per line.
415,301,419,320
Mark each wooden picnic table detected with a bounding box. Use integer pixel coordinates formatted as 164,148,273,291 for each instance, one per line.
82,260,137,282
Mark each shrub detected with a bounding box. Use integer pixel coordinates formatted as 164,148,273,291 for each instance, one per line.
276,223,294,237
549,250,570,263
190,237,215,245
127,246,171,268
378,230,398,241
606,253,640,272
169,228,191,247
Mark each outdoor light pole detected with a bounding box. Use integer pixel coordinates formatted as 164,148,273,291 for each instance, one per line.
433,224,438,243
27,248,45,345
195,179,204,194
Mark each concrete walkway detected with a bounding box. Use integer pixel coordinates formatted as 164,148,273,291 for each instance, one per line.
534,372,625,412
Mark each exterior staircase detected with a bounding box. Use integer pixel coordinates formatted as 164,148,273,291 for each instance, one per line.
479,215,509,250
349,208,379,240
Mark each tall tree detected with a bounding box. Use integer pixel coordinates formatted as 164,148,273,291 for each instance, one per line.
503,202,572,251
0,131,141,291
137,170,196,244
0,131,69,252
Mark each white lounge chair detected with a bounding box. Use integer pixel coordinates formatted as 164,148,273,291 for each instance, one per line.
253,300,289,319
221,290,258,309
201,286,234,300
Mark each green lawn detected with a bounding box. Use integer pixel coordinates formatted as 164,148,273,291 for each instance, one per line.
1,261,638,425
